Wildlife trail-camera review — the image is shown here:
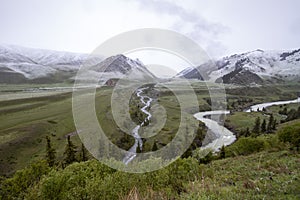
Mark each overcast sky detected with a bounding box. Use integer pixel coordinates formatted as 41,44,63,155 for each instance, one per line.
1,0,300,59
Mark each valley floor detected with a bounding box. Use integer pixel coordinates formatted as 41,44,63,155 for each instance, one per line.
0,83,299,199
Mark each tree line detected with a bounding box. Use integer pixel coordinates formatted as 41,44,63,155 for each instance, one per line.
239,114,277,138
279,106,300,123
46,135,90,168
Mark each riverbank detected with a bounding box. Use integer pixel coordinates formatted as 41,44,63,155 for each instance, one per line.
123,87,153,164
194,97,300,152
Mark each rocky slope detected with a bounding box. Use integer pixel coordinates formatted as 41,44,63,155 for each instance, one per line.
0,45,155,84
176,48,300,85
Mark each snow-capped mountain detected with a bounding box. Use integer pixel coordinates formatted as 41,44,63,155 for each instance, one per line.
176,49,300,85
76,54,157,83
0,45,156,84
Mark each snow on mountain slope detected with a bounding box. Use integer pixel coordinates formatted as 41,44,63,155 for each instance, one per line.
0,44,94,80
0,44,156,84
177,48,300,84
0,44,91,66
80,54,157,83
175,67,194,77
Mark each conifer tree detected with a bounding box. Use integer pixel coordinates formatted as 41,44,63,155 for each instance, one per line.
283,107,288,115
152,142,158,151
63,136,77,166
136,145,142,153
45,136,56,167
79,143,89,162
245,127,251,137
252,117,261,136
261,119,267,133
272,119,277,130
220,145,225,159
267,114,274,132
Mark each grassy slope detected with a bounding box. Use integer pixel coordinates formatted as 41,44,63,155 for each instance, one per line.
0,83,299,176
0,84,200,176
180,150,300,200
0,92,78,176
0,83,300,199
4,149,298,200
0,86,134,176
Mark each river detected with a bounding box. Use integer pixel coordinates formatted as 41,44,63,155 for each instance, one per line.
194,97,300,152
123,87,153,164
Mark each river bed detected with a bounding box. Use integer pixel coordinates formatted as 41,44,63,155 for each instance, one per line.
123,87,153,164
194,97,300,152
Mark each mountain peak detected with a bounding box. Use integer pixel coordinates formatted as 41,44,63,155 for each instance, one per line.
176,48,300,85
0,45,156,84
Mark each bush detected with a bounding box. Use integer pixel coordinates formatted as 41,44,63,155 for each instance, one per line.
226,137,266,156
28,160,116,200
24,158,202,200
278,121,300,150
0,160,50,200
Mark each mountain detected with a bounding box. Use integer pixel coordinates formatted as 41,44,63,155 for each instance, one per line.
176,49,300,85
87,54,156,83
0,45,156,84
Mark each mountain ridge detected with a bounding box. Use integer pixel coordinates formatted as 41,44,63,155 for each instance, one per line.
177,48,300,85
0,45,156,84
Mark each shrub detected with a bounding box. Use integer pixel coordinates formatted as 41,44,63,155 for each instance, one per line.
24,158,202,200
226,137,266,156
278,121,300,150
0,160,50,200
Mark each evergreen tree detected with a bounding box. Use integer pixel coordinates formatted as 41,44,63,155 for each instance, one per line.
272,119,277,130
238,129,245,138
245,127,251,137
231,101,235,109
63,136,77,166
220,145,225,159
286,109,297,122
283,107,288,115
45,136,56,167
252,117,261,136
79,143,89,162
136,144,142,153
152,142,158,151
267,114,274,132
199,151,213,164
261,119,267,133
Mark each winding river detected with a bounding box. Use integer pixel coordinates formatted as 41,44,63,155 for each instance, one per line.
194,97,300,152
123,87,153,164
123,89,299,161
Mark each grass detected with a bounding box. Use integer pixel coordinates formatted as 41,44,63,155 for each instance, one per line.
0,92,77,176
5,149,298,200
0,84,198,175
180,150,300,200
225,109,291,134
268,103,300,113
0,82,299,177
0,86,132,176
0,82,300,199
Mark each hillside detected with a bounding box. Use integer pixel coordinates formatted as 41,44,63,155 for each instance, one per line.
0,45,156,84
1,148,299,199
177,49,300,85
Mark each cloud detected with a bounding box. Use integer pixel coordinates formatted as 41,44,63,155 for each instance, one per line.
135,0,229,57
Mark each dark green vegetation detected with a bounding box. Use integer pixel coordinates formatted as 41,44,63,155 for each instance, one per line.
0,82,299,199
0,83,201,176
217,68,264,85
1,123,299,199
277,120,300,150
0,90,78,176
